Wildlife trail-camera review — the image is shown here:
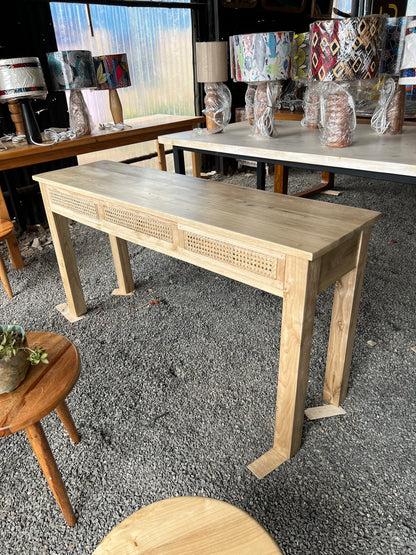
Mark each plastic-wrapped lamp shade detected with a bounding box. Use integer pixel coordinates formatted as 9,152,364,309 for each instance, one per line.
47,50,97,90
0,57,47,103
399,21,416,84
379,17,408,76
196,42,228,83
93,54,131,90
230,32,292,83
310,16,385,81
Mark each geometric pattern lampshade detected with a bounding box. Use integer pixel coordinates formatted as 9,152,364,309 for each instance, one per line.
310,16,385,82
309,15,385,147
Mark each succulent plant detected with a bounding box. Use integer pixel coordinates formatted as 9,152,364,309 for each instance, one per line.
0,326,48,365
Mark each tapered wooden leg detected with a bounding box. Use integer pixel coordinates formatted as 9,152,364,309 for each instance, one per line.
156,140,167,171
0,252,13,298
39,185,86,318
273,165,288,194
25,421,76,527
5,233,24,269
109,235,135,296
55,400,80,444
248,256,321,478
323,228,371,406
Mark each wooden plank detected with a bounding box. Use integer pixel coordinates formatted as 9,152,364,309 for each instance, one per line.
304,405,346,420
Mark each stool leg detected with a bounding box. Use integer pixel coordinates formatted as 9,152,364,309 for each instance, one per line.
5,233,24,269
55,400,80,443
25,421,76,527
0,252,13,298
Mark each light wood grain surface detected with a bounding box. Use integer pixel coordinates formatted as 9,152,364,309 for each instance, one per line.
158,120,416,179
93,497,282,554
33,160,379,261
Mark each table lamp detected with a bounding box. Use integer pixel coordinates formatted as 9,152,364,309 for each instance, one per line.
47,50,97,137
230,32,292,137
93,53,131,125
371,16,408,135
195,42,231,133
0,57,47,144
309,15,384,147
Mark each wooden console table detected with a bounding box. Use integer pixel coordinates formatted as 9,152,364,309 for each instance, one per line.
33,160,380,478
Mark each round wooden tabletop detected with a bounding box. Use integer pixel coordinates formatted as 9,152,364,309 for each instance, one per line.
93,496,282,554
0,332,80,437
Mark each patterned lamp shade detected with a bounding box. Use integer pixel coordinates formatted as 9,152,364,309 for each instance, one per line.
399,20,416,85
379,17,407,76
291,32,310,81
310,16,385,82
230,32,292,83
0,57,47,102
93,54,131,90
47,50,97,90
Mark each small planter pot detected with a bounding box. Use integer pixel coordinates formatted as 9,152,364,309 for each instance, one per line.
0,326,31,394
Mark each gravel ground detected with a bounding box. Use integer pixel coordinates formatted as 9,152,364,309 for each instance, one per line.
0,166,415,554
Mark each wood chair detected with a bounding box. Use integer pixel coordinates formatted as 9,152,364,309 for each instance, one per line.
0,218,24,297
0,332,81,526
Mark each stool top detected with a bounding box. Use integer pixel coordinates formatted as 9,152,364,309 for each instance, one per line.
0,219,14,239
0,332,80,437
93,496,282,554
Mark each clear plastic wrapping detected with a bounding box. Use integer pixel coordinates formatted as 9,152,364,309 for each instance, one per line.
202,82,231,134
253,82,281,138
245,83,256,125
320,83,356,148
371,77,405,135
301,81,321,129
69,89,92,137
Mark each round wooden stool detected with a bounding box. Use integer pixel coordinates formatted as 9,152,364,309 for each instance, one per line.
94,496,282,554
0,332,80,526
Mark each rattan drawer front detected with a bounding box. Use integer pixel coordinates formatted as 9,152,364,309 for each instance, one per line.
183,230,279,279
103,206,174,243
49,190,98,220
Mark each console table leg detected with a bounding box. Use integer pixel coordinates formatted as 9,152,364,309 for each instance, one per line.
248,256,321,478
109,235,135,295
40,187,86,318
323,228,371,406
